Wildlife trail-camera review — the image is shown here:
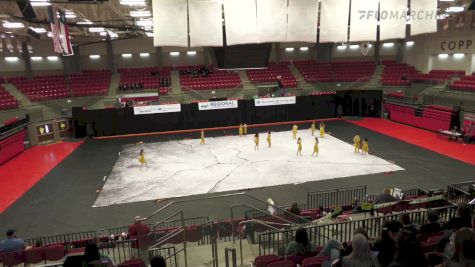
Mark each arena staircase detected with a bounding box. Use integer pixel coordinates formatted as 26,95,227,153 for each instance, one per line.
366,64,385,88
108,73,121,97
2,83,32,107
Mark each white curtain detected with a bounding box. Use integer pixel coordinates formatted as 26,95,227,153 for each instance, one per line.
349,0,378,42
223,0,259,45
380,0,408,40
319,0,350,43
189,0,223,47
411,0,437,36
287,0,318,43
256,0,288,43
153,0,188,47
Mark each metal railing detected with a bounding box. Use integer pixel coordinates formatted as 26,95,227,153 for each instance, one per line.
307,186,367,210
149,246,178,267
257,204,466,256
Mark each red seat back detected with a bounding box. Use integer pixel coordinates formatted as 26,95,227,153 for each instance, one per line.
118,259,146,267
44,244,65,261
255,254,279,267
24,247,45,264
0,251,23,266
301,256,330,267
268,259,296,267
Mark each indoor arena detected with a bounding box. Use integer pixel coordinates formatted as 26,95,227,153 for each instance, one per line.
0,0,475,267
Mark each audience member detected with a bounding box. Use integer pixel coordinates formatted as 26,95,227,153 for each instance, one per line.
128,216,151,263
341,227,370,257
389,230,428,267
0,229,26,252
374,189,399,205
317,239,342,263
443,203,473,230
288,202,301,216
437,228,475,267
400,213,420,236
82,242,112,267
342,234,380,267
420,209,443,235
285,228,317,258
151,255,167,267
372,220,403,267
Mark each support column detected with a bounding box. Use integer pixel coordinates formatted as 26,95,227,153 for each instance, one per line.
155,47,163,68
396,39,404,63
274,43,281,63
21,41,32,79
106,37,116,74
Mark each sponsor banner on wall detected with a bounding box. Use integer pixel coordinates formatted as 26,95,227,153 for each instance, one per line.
198,100,238,111
254,96,296,107
134,104,181,115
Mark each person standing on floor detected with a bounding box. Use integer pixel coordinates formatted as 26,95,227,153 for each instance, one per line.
312,137,319,157
292,124,298,140
361,138,369,155
297,137,303,156
254,133,259,150
139,149,146,168
353,133,361,154
267,131,272,148
320,121,325,138
243,123,248,135
311,121,316,136
200,130,205,145
239,124,243,137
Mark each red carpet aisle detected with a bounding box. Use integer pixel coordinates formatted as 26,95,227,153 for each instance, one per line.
348,118,475,165
0,141,82,213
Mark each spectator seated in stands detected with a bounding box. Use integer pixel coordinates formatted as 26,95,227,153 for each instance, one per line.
420,209,443,235
151,255,167,267
374,188,399,204
400,213,420,236
389,230,428,267
443,203,473,230
0,229,26,253
342,233,380,267
288,203,301,216
83,242,112,267
436,228,475,267
128,216,151,263
341,227,370,257
285,228,317,258
316,239,342,264
372,220,403,267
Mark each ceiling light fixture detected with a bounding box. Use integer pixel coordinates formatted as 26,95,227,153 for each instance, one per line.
2,22,25,29
89,27,105,32
120,0,146,6
77,20,93,25
130,10,151,17
29,27,46,33
446,6,464,13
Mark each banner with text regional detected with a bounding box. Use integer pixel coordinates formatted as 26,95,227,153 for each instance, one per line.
254,96,296,107
198,100,239,111
134,104,181,115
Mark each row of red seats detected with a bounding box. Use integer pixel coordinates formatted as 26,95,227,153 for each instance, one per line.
118,67,171,94
413,70,465,84
449,73,475,93
180,70,242,90
384,103,452,132
294,61,375,83
0,244,65,266
0,85,18,110
381,62,419,86
247,63,298,88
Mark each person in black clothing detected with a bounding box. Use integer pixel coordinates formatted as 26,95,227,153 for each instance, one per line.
151,256,166,267
400,213,420,236
419,209,443,235
443,203,473,230
372,220,403,267
389,230,428,267
374,189,399,205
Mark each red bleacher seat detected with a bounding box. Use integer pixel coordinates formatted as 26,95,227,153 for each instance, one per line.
118,259,146,267
24,247,45,264
118,67,171,94
268,260,297,267
449,73,475,93
381,61,419,86
294,61,375,83
0,251,23,266
44,244,66,261
0,85,19,110
255,254,279,267
301,256,330,267
179,65,242,90
413,69,464,84
247,62,298,88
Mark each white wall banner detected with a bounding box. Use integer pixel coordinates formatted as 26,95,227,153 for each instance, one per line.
223,0,259,45
349,0,378,42
153,0,188,47
319,0,350,43
256,0,288,43
287,0,318,43
379,0,408,40
410,0,438,36
198,100,239,111
254,96,296,107
189,0,223,47
134,104,182,115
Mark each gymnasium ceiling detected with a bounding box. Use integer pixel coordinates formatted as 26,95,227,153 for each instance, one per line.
0,0,473,45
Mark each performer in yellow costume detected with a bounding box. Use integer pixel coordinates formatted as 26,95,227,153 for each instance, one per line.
254,133,259,150
243,123,248,135
353,133,361,154
200,130,205,145
239,124,244,137
361,138,369,155
139,149,146,167
319,121,325,138
297,137,302,156
267,131,271,148
292,124,298,140
312,137,319,157
310,121,316,136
